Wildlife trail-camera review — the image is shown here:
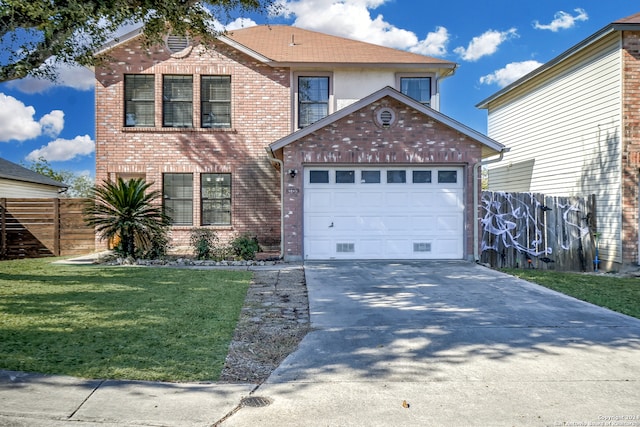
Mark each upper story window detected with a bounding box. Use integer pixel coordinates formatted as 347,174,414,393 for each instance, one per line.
124,75,155,127
163,75,193,128
400,76,431,107
201,76,231,128
298,76,329,128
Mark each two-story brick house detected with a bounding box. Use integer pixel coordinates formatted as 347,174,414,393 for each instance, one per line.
95,25,505,261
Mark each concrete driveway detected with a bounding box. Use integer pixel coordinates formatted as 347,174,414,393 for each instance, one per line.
224,261,640,427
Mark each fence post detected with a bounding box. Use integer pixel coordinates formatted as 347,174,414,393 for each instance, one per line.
53,198,60,256
0,198,5,258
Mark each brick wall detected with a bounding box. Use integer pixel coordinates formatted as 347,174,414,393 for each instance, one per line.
95,37,289,250
279,96,483,259
621,30,640,265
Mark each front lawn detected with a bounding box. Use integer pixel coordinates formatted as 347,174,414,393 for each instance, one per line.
0,257,251,382
502,269,640,319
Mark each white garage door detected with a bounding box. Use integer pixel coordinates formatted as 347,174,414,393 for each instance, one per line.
304,166,465,260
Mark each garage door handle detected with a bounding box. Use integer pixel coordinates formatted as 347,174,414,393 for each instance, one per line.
329,222,334,228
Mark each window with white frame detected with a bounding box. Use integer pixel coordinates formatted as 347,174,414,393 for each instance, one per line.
201,76,231,128
201,173,231,226
163,173,193,225
163,75,193,127
399,76,431,107
124,75,155,127
298,76,329,128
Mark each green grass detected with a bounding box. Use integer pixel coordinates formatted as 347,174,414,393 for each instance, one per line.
0,257,251,382
502,269,640,319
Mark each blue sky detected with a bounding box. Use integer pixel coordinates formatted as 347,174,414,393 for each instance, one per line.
0,0,637,179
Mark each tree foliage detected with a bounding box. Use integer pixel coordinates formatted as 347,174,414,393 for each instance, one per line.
0,0,278,82
83,177,170,258
24,157,94,198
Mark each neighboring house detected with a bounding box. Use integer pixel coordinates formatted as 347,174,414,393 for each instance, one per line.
477,12,640,270
95,25,506,261
0,157,67,198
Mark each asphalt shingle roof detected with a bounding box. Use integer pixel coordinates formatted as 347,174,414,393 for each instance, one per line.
0,157,67,188
614,12,640,24
224,25,456,67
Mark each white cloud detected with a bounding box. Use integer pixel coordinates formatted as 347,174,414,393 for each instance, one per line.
39,111,65,137
479,60,543,87
454,28,518,62
215,17,258,31
409,26,449,56
274,0,448,56
534,8,588,32
0,94,66,142
5,62,95,94
26,135,95,162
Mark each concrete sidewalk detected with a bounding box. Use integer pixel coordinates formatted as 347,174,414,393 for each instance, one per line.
222,261,640,427
0,370,254,426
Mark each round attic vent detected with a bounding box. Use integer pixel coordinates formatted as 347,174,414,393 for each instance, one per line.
375,107,396,128
165,35,191,53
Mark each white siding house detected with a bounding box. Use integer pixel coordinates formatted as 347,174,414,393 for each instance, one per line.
0,158,67,198
477,13,640,269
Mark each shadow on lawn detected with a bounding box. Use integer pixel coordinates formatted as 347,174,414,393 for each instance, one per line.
0,266,249,381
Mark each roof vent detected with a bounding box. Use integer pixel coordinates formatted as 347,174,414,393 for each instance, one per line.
375,107,396,128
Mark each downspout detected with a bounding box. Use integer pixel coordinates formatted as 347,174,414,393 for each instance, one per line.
265,147,285,259
473,149,508,262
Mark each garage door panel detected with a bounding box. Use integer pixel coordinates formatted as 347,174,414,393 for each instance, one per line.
381,217,411,232
409,192,436,209
386,192,410,206
356,216,387,233
358,240,384,257
410,216,436,232
433,190,464,209
334,192,359,207
305,191,333,211
385,239,409,256
432,239,462,258
306,215,333,233
436,214,464,234
333,216,360,232
305,239,334,259
359,192,385,209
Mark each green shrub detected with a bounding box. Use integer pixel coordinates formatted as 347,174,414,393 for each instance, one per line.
212,243,234,261
137,228,171,259
190,228,219,260
84,177,170,258
231,233,260,260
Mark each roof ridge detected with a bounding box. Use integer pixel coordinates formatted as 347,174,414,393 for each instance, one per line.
225,25,456,66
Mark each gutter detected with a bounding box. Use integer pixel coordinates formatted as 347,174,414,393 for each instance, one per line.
265,147,285,259
473,148,509,262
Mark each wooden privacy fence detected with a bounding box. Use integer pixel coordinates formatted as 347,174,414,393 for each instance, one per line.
480,192,597,271
0,198,95,260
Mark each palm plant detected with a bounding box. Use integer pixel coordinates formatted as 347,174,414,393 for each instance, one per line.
84,178,170,258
